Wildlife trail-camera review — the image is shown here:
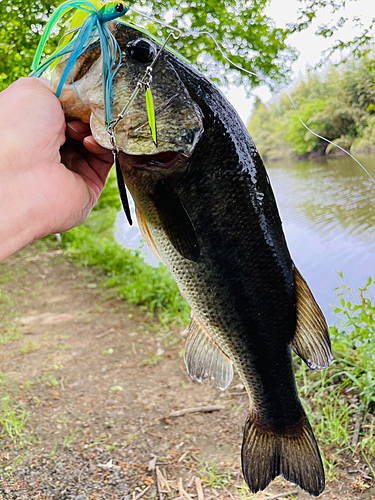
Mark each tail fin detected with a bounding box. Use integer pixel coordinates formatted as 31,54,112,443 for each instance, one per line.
241,413,325,496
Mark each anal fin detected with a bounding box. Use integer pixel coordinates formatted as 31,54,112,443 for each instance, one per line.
184,315,233,391
291,266,332,370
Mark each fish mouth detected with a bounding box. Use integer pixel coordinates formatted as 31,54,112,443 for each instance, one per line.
119,151,188,175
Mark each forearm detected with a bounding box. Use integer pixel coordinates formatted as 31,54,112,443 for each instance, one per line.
0,174,47,261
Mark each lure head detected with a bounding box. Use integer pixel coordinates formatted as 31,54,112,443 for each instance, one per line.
55,22,203,157
97,1,129,22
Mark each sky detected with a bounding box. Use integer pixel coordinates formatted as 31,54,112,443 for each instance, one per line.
223,0,375,125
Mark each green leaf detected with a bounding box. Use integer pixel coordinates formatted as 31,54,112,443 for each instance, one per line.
145,86,157,146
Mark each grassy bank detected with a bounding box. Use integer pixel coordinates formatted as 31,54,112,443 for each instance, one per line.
58,170,190,327
296,276,375,476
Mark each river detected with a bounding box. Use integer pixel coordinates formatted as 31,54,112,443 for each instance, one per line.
116,153,375,325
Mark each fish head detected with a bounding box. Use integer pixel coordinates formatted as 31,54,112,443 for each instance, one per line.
54,22,204,161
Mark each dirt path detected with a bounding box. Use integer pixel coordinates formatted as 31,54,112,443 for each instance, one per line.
0,244,373,500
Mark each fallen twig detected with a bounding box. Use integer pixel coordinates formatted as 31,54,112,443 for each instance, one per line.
352,413,363,448
195,477,204,500
156,471,163,500
78,463,88,482
96,327,115,339
134,485,152,500
178,477,193,500
178,451,189,463
148,456,157,472
156,467,171,492
222,486,235,500
169,405,225,417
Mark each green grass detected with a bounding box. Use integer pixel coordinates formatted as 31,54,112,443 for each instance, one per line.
295,274,375,459
57,169,190,326
0,396,31,447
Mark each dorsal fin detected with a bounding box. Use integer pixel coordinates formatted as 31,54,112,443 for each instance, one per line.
291,267,332,370
135,206,162,261
184,315,233,391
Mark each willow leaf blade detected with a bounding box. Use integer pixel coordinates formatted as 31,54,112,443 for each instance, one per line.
145,86,157,146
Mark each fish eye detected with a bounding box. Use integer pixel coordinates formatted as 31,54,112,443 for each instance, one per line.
115,3,124,12
127,38,157,64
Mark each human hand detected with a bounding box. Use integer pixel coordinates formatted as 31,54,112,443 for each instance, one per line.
0,77,114,261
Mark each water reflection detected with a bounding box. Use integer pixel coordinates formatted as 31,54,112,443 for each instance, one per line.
116,154,375,324
266,154,375,323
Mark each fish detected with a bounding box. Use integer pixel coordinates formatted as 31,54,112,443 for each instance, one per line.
56,21,333,496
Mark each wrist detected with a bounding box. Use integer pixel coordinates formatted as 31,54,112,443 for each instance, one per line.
0,170,49,261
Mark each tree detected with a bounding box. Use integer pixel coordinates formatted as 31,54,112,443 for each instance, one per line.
0,0,297,92
0,0,57,90
248,56,375,157
291,0,375,62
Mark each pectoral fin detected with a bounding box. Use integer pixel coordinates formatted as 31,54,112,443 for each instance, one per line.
184,315,233,391
135,207,162,261
291,267,332,370
153,181,200,262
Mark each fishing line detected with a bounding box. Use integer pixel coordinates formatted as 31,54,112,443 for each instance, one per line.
118,11,375,185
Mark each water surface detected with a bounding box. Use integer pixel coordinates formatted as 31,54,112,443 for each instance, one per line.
116,154,375,324
267,154,375,323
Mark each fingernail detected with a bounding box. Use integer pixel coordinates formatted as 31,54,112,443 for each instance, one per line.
67,122,82,134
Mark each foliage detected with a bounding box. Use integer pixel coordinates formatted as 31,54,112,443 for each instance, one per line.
291,0,375,63
248,56,375,159
286,98,327,154
295,275,375,454
0,0,297,93
59,169,190,325
0,0,58,90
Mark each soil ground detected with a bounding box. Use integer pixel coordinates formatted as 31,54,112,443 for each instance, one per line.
0,243,374,500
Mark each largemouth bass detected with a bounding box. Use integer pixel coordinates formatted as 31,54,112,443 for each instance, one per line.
58,22,332,496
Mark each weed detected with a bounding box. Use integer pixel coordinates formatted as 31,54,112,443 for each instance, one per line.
0,396,31,446
50,441,58,456
103,348,114,355
0,372,8,385
13,340,40,356
63,428,78,448
140,354,163,366
296,275,375,457
53,343,72,351
41,374,59,387
87,433,110,448
231,401,246,418
11,449,28,470
0,323,24,345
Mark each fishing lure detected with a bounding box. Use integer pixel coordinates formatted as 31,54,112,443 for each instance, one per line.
30,0,130,127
